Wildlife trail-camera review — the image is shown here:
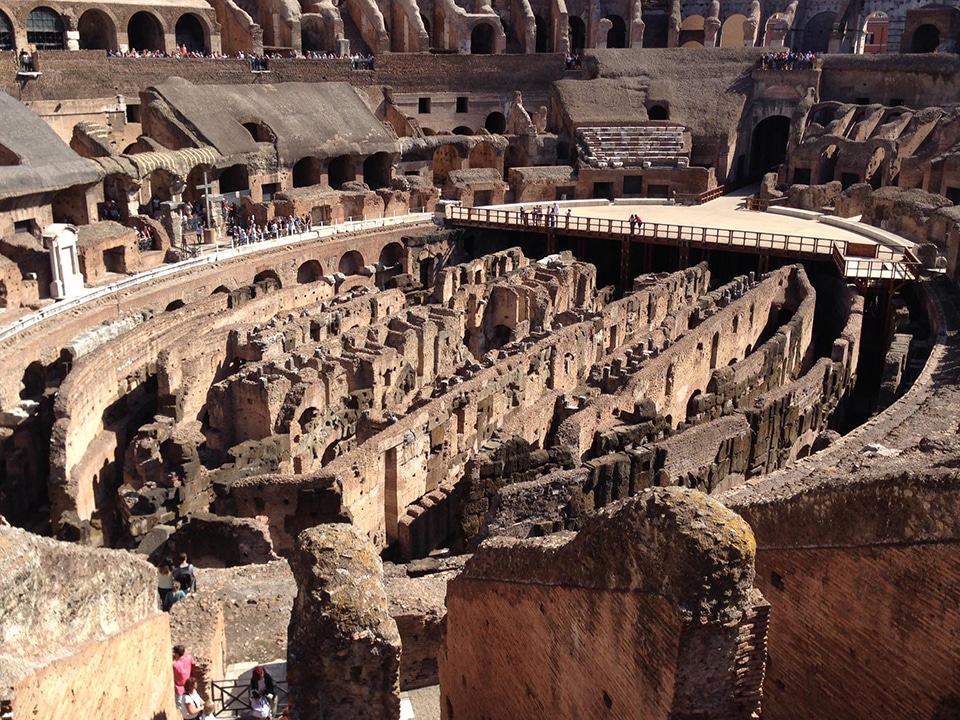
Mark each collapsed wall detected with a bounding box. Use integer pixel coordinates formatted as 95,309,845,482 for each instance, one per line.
0,525,177,719
440,487,766,720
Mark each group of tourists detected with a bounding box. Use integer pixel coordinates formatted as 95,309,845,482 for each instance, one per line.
519,202,563,227
106,47,375,69
228,212,313,246
157,552,197,612
136,225,157,252
173,644,281,720
759,51,818,70
565,52,583,70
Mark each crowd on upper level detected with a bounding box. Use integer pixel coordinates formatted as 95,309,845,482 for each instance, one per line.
759,51,819,70
104,46,375,69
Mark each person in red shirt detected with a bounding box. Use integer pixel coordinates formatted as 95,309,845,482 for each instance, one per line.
172,645,195,704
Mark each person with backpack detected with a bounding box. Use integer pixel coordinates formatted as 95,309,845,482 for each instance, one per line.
173,552,197,594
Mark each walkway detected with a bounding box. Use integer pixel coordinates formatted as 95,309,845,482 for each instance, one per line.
445,189,920,285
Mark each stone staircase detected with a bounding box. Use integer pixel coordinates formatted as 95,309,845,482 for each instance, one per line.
577,125,687,168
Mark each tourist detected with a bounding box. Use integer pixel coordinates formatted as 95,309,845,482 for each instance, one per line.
173,552,197,593
250,665,278,718
172,645,195,707
565,208,572,228
200,701,216,720
163,580,186,611
179,678,203,719
551,202,560,227
157,561,174,604
18,49,32,72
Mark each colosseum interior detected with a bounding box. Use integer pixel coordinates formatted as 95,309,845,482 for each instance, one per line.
3,1,960,718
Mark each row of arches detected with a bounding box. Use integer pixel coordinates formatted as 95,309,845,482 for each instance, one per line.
0,7,210,52
291,152,392,191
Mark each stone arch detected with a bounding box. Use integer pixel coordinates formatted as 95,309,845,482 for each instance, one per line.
605,14,627,48
297,259,323,283
432,145,462,185
720,14,746,47
293,157,322,188
569,16,586,51
254,269,282,289
78,9,117,50
750,115,790,176
240,118,277,143
165,299,186,312
184,164,213,204
665,363,675,398
485,112,507,134
685,389,702,422
175,12,207,52
20,361,45,400
503,143,528,180
469,141,498,169
798,11,834,53
217,164,249,194
819,143,839,184
379,242,404,268
912,23,940,53
26,6,64,49
327,155,354,189
679,15,705,46
339,250,365,275
471,22,496,54
648,104,669,120
148,168,179,202
0,9,12,50
710,331,720,369
861,10,889,53
453,126,473,136
534,13,550,52
211,284,231,294
362,152,392,190
128,11,164,52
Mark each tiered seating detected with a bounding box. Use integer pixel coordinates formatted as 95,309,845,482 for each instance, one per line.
576,126,687,168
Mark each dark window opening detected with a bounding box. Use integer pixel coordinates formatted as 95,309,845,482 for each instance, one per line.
456,97,468,113
27,7,64,49
418,97,431,114
793,168,812,184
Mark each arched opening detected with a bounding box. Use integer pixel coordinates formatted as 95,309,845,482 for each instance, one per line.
648,105,669,120
819,144,839,184
363,152,392,190
569,16,586,52
241,119,276,144
20,361,45,400
468,142,498,169
503,144,528,180
297,260,323,284
128,11,164,52
686,390,702,422
339,250,364,275
165,299,185,312
292,157,322,188
0,11,12,50
710,331,720,369
534,14,550,52
421,14,432,44
720,14,746,47
605,15,627,48
862,11,889,54
453,126,474,136
218,165,249,194
211,285,231,295
749,116,790,176
485,112,507,134
432,145,462,185
490,324,513,350
665,363,675,399
254,269,282,289
175,13,206,53
679,15,705,46
379,242,404,268
184,164,213,205
798,11,834,53
78,9,117,50
327,155,353,189
912,24,940,53
148,168,178,202
27,7,64,49
471,23,495,54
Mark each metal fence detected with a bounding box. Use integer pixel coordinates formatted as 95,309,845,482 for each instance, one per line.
210,679,288,719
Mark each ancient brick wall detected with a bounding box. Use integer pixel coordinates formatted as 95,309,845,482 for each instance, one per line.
440,488,764,720
0,525,176,718
819,54,960,108
10,614,179,720
726,471,960,720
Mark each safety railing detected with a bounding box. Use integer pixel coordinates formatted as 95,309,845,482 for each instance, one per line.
448,205,844,257
210,678,288,718
832,244,921,281
0,211,433,346
674,185,726,205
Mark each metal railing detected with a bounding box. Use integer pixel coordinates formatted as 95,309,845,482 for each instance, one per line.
832,244,921,281
448,205,844,257
210,679,288,718
675,185,726,205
